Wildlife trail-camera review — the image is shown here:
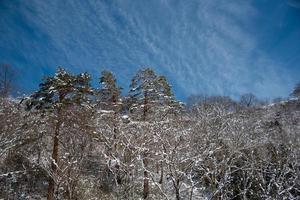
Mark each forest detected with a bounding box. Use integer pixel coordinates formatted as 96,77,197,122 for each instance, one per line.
0,66,300,200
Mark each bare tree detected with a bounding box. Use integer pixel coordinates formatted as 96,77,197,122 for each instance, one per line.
0,63,16,97
1,67,300,199
239,93,258,108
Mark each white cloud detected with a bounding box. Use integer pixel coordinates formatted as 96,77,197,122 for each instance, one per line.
4,0,296,99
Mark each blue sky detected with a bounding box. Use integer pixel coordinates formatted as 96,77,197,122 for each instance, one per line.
0,0,300,100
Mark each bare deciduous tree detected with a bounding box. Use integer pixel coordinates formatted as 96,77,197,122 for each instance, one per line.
0,63,16,97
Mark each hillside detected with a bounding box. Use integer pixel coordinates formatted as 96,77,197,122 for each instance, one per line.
1,93,299,199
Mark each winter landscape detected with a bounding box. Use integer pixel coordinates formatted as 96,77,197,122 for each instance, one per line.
1,0,300,200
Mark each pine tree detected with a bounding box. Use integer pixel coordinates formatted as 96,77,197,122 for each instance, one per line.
25,67,93,200
98,70,122,111
291,82,300,98
98,70,123,185
129,68,176,121
128,67,177,199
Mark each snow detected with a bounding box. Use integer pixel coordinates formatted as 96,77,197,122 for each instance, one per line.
122,115,129,119
97,109,114,114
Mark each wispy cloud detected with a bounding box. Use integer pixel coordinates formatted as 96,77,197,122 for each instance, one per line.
110,0,296,99
0,0,299,99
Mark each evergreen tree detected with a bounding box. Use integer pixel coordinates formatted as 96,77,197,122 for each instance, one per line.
129,68,177,121
25,67,93,200
98,70,122,111
128,67,177,199
291,82,300,98
97,70,123,186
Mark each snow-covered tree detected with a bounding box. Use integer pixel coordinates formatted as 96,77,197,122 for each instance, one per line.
291,81,300,98
1,67,300,200
128,68,179,199
25,67,93,200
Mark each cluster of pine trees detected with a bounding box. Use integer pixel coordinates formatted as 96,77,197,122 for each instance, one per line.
0,66,300,199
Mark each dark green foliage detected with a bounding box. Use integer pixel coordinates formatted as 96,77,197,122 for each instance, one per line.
1,67,300,199
129,68,173,101
129,68,180,120
98,70,122,111
291,82,300,97
26,67,93,111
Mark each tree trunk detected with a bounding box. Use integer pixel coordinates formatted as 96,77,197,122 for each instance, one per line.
47,117,61,200
175,178,180,200
173,178,180,200
143,152,149,199
143,91,148,121
158,161,163,184
159,146,166,185
175,187,180,200
142,91,149,199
